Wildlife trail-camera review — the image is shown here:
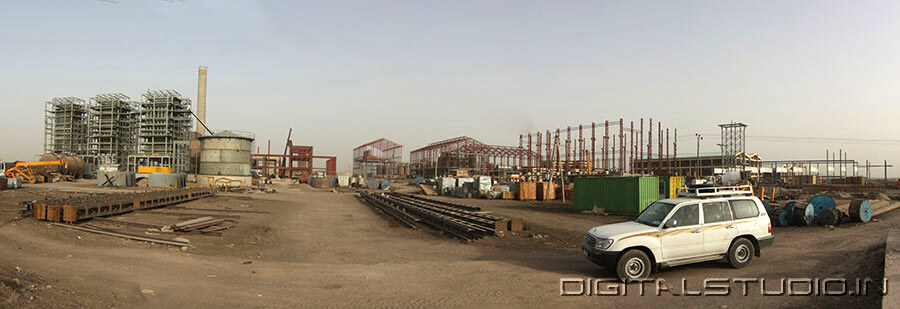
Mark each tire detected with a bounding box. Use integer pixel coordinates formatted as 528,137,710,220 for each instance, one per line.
616,249,652,282
727,238,755,268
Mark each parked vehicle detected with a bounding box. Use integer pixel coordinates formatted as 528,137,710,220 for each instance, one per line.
582,185,774,282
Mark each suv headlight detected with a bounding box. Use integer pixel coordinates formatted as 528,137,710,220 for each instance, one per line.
596,238,614,250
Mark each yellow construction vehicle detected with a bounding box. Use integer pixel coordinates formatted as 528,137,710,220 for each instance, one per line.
4,160,66,184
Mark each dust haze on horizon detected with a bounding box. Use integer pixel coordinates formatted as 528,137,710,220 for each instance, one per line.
1,1,899,176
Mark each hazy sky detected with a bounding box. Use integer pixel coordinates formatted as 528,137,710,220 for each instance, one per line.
2,1,900,175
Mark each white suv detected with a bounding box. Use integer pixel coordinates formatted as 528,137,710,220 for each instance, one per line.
582,185,773,282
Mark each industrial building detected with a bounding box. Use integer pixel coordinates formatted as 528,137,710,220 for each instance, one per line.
410,136,530,178
44,97,89,156
353,138,407,178
127,90,193,174
517,118,679,177
252,138,337,182
86,93,138,169
633,153,763,177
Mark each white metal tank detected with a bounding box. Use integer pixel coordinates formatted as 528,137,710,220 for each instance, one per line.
198,130,254,176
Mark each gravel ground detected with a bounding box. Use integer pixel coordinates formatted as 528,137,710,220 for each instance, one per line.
0,180,893,308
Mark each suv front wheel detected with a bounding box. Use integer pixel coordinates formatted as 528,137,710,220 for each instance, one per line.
727,238,755,268
616,249,651,282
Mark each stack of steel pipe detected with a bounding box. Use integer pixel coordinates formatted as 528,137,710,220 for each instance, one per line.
358,191,523,241
31,187,215,223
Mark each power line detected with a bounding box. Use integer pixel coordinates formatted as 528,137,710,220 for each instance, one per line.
676,134,900,146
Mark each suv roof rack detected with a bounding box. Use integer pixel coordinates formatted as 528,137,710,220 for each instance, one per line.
676,185,754,198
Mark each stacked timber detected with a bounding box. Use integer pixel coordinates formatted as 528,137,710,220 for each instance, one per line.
516,182,536,201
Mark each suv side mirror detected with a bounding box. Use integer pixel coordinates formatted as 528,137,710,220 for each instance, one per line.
664,219,677,229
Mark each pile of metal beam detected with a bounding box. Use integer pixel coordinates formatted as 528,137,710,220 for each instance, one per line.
31,187,215,223
172,216,228,233
358,191,523,241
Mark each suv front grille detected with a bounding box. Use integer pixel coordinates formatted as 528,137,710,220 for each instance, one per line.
585,235,598,248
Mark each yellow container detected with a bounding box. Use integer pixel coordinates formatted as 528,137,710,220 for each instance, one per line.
668,176,684,198
138,166,173,174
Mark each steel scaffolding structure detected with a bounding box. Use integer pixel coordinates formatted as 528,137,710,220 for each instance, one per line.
719,122,748,172
127,90,193,173
87,93,138,168
44,97,89,156
410,136,531,178
353,138,405,178
519,118,679,176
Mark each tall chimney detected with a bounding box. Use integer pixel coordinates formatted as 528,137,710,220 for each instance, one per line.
196,66,208,135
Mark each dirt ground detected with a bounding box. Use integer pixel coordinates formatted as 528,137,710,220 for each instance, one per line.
0,180,894,308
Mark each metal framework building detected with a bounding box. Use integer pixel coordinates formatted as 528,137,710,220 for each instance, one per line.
87,93,138,168
252,140,337,182
44,97,89,156
127,90,193,173
519,118,678,176
634,152,763,177
353,138,405,178
719,122,748,171
410,136,530,178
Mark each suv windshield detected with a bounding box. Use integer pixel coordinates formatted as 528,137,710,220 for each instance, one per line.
635,202,676,226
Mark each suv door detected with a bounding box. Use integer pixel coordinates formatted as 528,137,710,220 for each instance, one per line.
660,204,703,261
730,199,765,235
701,201,737,254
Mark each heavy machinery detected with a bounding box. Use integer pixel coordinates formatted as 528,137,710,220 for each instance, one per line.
4,154,85,184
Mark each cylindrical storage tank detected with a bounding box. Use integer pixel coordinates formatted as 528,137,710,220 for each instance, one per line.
198,130,254,176
39,153,85,179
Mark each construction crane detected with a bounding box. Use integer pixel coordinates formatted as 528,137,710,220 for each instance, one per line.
4,160,66,184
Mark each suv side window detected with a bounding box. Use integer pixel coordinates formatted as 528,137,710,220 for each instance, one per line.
703,201,733,224
668,204,699,227
730,200,760,219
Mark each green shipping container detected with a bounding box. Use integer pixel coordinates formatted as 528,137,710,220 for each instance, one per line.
573,176,659,215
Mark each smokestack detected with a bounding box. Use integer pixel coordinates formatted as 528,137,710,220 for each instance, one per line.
196,66,208,135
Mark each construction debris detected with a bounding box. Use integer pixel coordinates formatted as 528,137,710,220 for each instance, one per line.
169,206,270,214
50,223,192,247
172,216,226,232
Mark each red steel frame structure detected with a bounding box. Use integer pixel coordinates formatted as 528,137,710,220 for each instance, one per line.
353,138,404,177
252,140,336,182
410,136,531,178
520,118,680,176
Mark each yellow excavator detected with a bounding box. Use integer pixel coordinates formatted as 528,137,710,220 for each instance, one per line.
4,160,66,184
4,153,85,184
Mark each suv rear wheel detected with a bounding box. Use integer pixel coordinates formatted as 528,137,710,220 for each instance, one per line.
616,249,651,282
727,238,755,268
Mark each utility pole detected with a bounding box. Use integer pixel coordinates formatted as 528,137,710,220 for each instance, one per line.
674,129,678,176
695,133,703,178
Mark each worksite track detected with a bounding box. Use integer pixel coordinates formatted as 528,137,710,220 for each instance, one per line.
357,191,523,241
